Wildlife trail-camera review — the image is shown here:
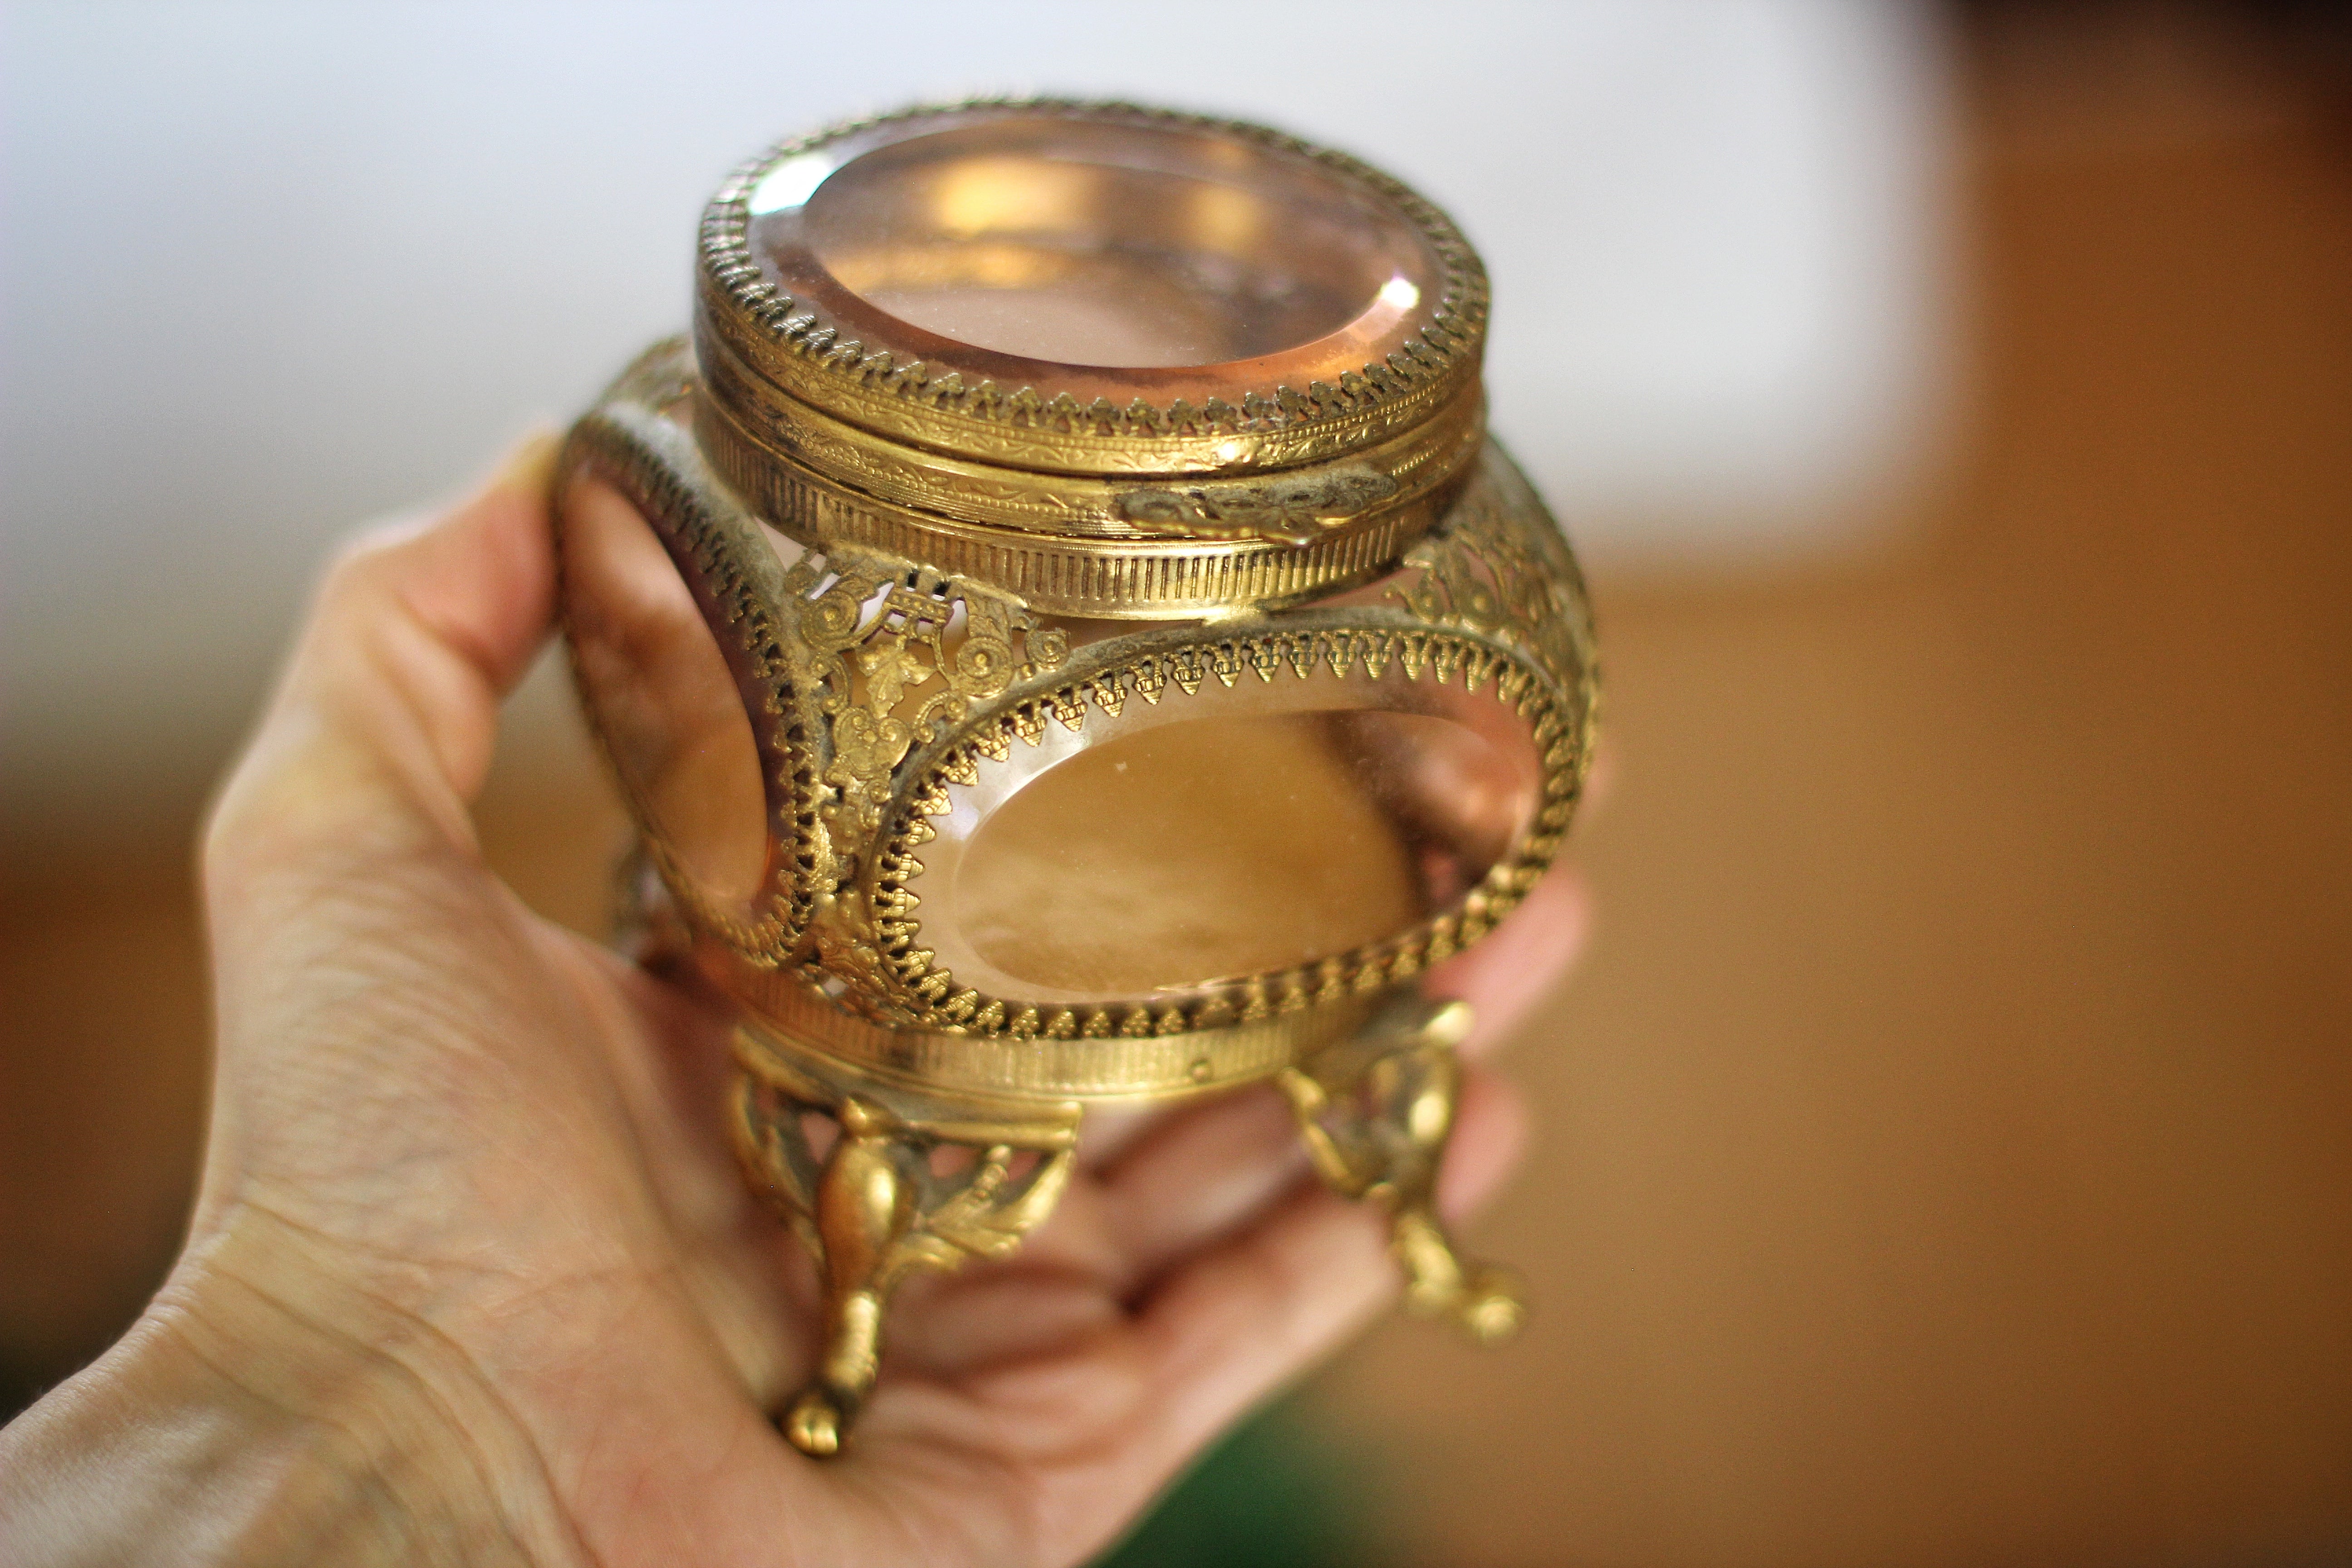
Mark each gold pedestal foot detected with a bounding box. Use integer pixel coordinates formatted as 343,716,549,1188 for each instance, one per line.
781,1384,853,1459
729,1031,1080,1456
1279,992,1524,1344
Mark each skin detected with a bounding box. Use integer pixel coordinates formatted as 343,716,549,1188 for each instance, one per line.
0,436,1592,1567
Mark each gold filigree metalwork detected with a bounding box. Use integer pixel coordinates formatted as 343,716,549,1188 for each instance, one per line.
1115,464,1401,544
693,345,1483,540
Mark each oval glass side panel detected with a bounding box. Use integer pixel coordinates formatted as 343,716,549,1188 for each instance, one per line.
933,687,1543,1004
558,478,772,916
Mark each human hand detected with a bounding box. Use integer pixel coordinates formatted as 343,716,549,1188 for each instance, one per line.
0,438,1591,1567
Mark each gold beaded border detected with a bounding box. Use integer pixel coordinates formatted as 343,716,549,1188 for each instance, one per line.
554,347,827,958
720,949,1386,1104
854,614,1590,1042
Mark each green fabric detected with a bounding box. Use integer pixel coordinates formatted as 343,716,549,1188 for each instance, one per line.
1091,1405,1376,1568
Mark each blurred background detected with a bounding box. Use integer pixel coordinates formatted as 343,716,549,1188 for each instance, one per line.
3,1,2347,1563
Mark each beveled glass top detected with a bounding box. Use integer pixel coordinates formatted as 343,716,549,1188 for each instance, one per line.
741,108,1448,402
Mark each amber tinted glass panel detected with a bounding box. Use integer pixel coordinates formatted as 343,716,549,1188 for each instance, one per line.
956,710,1535,995
794,118,1421,368
561,481,769,910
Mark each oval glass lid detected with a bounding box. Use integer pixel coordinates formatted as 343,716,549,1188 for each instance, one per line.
559,479,774,920
740,108,1450,403
896,664,1545,1009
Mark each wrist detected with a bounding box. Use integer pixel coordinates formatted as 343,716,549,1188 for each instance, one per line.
0,1210,572,1566
0,1309,315,1566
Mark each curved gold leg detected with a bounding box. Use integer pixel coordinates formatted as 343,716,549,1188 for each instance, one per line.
1279,992,1524,1344
730,1033,1079,1456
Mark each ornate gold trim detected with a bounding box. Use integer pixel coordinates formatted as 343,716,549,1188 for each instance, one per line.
1282,994,1524,1342
694,349,1480,618
859,624,1583,1038
693,328,1486,541
728,1029,1082,1454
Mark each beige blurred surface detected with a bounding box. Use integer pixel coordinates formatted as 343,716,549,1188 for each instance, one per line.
1300,24,2352,1568
4,15,2350,1566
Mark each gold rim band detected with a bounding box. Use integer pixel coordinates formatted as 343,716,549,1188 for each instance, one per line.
694,263,1480,478
719,944,1386,1104
694,322,1487,536
693,347,1484,617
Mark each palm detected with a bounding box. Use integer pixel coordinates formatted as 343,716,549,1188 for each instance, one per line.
176,449,1571,1567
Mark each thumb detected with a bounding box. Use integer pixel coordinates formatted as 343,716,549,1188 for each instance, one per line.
205,431,560,890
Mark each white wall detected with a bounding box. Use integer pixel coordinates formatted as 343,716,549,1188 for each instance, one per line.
0,0,1953,817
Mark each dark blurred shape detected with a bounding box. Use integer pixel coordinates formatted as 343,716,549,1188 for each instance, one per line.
0,849,210,1415
1958,0,2352,124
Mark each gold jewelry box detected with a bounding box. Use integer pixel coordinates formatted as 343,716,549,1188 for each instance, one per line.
553,99,1598,1455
